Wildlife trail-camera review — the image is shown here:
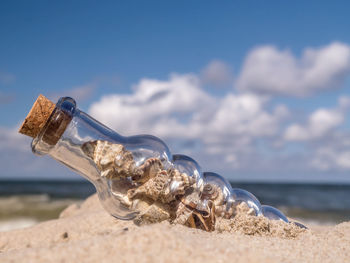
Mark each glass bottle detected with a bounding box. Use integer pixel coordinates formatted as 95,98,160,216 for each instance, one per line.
19,95,304,229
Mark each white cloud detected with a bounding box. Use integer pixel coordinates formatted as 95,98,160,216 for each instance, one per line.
310,133,350,171
89,74,287,173
236,42,350,96
339,96,350,109
284,109,343,141
284,97,349,141
311,148,350,171
89,73,215,137
282,96,350,172
201,60,233,87
87,69,350,179
89,74,285,140
203,94,281,141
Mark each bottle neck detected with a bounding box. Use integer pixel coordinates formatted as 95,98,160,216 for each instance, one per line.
32,97,76,155
31,96,115,183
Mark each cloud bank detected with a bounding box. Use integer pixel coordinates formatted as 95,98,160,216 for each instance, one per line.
87,74,288,176
236,42,350,96
2,42,350,181
284,97,349,141
87,42,350,179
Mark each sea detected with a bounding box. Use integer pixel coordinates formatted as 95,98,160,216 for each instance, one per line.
0,180,349,232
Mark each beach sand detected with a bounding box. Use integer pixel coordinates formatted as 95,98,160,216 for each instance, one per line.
0,194,349,263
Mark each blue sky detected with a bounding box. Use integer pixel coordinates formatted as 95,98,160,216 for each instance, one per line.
1,1,350,182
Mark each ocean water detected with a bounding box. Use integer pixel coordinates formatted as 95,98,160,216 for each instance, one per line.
232,183,350,225
0,180,95,232
0,180,349,231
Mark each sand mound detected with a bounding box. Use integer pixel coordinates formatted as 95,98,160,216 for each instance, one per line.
0,194,349,263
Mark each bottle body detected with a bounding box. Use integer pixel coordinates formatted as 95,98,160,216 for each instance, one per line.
32,97,174,219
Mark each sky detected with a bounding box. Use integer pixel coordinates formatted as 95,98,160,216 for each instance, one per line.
1,1,350,182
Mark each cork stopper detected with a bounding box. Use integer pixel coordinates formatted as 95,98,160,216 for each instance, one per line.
18,94,55,138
